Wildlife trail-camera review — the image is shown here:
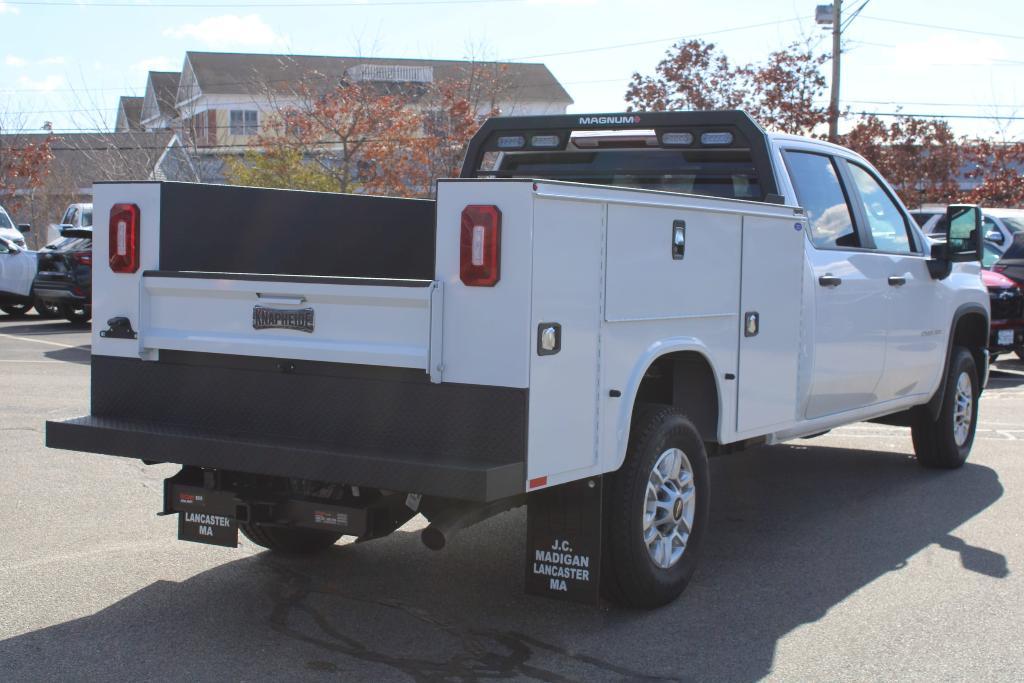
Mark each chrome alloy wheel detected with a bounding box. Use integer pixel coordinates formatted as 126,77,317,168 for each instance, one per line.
644,447,696,569
953,371,974,447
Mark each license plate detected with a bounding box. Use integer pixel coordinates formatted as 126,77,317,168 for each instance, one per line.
172,486,238,548
998,329,1015,346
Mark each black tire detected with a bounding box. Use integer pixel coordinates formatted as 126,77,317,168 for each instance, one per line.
239,523,343,554
911,346,979,469
602,405,710,608
59,303,91,325
34,298,61,318
1,303,32,317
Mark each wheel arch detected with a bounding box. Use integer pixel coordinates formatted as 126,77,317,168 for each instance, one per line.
927,303,989,420
611,340,722,474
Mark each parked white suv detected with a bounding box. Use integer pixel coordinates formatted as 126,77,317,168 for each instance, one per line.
0,204,31,249
913,206,1024,254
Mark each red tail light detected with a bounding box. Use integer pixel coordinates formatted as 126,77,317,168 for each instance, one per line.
73,252,92,266
994,264,1008,273
460,205,501,286
109,203,140,273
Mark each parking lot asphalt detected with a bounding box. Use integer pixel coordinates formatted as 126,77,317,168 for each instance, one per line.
1,313,1022,682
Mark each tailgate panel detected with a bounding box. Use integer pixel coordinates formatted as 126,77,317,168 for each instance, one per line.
142,272,435,369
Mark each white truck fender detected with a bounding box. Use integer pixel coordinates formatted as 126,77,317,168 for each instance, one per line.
609,336,723,474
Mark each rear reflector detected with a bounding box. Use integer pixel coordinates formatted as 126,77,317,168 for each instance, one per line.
109,203,140,273
460,205,501,287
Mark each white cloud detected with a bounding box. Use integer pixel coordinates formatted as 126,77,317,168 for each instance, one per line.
39,56,66,65
5,55,27,67
16,75,63,92
132,56,179,73
163,14,286,49
0,2,20,15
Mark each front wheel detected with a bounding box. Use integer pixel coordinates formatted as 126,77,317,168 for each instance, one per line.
602,405,710,608
1,303,32,317
911,346,979,469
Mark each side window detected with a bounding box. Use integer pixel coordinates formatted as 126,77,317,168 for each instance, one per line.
67,208,79,227
846,163,914,254
229,110,258,136
784,151,859,249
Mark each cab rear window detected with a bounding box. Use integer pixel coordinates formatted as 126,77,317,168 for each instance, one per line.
479,149,760,200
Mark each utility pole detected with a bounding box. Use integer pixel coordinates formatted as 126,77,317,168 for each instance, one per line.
828,0,842,142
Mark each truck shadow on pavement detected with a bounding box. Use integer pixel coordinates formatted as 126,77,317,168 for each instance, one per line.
0,445,1005,682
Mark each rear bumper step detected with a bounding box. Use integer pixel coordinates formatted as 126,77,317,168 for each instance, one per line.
46,416,524,502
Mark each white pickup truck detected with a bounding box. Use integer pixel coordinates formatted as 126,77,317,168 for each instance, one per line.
47,111,989,608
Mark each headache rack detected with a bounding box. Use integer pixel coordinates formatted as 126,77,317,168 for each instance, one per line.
460,110,781,203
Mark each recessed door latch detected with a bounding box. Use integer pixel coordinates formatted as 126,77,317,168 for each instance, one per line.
100,316,137,340
538,322,562,355
672,220,686,260
744,312,759,337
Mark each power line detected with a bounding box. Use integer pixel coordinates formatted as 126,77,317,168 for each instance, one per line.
847,99,1023,109
0,18,803,96
860,15,1024,42
853,110,1024,121
4,0,526,7
840,0,870,31
507,17,803,61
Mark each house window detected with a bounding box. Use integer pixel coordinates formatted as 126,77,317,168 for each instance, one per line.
229,110,258,136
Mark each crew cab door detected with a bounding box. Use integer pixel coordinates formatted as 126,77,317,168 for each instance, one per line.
784,150,888,418
840,160,946,399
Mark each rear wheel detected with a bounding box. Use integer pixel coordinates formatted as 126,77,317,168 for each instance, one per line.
34,299,61,318
59,303,91,325
239,523,343,554
602,405,710,608
1,303,32,317
911,346,979,469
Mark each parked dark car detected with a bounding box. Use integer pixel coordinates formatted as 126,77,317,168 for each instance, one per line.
991,232,1024,288
981,267,1024,360
32,228,92,324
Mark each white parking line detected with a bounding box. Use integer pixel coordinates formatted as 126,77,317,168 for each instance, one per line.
0,360,66,364
0,332,86,350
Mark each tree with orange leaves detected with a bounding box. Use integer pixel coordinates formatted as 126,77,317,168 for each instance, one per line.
0,122,54,212
226,68,504,198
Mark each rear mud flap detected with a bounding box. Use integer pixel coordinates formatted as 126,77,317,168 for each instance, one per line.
170,485,239,548
525,476,603,605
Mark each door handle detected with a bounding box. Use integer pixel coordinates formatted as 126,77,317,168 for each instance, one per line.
888,275,906,287
818,274,842,288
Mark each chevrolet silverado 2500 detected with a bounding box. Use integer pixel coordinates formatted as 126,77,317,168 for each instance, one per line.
46,111,989,608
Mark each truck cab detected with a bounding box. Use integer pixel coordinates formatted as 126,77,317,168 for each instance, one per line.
46,111,988,608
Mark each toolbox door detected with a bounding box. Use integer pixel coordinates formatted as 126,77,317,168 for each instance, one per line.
735,214,805,433
527,198,606,486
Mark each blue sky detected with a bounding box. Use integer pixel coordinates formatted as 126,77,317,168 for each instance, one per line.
1,0,1022,138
